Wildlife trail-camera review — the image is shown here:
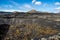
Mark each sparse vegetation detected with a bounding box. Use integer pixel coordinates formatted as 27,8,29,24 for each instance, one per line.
4,23,59,40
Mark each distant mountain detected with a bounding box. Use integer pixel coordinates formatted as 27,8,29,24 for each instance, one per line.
0,11,12,14
28,9,40,13
0,10,60,18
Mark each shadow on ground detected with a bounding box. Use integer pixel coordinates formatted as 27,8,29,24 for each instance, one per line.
0,24,10,40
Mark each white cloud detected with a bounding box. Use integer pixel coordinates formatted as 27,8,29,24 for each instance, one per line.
23,4,34,11
55,7,60,10
32,0,36,3
54,7,60,13
35,1,42,5
24,4,32,9
32,0,42,5
55,2,60,5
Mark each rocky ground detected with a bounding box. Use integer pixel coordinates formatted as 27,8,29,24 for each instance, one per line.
0,18,60,40
0,12,60,40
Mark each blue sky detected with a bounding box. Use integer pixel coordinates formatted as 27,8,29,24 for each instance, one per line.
0,0,60,13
